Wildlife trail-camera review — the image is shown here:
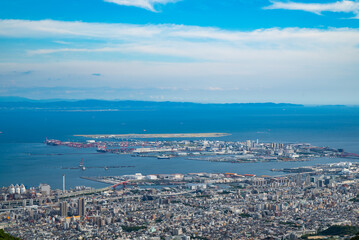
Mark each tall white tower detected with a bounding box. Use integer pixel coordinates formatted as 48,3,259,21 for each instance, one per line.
63,174,65,193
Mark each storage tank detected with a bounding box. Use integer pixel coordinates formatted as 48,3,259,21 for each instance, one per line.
20,184,26,194
15,184,20,194
9,184,15,194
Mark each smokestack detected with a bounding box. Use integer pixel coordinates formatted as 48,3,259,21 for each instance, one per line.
63,174,65,193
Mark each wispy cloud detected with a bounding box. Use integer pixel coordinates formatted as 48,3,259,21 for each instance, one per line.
265,0,359,19
104,0,180,12
2,19,359,62
10,70,34,75
53,40,71,45
0,19,162,39
1,19,359,104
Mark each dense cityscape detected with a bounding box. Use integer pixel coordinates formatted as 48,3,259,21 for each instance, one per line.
1,0,359,238
1,138,359,239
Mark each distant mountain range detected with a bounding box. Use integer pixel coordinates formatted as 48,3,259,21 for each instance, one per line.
0,96,354,111
0,96,301,109
0,96,77,103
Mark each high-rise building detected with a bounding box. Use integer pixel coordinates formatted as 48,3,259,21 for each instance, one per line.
305,174,311,186
317,179,325,188
60,201,68,217
295,174,302,186
78,198,85,216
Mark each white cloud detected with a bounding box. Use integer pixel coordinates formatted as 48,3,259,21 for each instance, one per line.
104,0,180,12
1,59,359,104
1,19,359,103
53,40,71,45
265,0,359,18
1,19,359,62
0,19,162,39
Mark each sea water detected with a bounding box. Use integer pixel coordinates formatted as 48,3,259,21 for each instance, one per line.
0,106,358,189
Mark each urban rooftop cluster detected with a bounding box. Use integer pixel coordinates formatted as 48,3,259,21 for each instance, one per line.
1,162,359,239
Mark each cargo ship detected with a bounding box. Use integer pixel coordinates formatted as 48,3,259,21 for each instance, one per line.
96,145,107,153
45,139,61,146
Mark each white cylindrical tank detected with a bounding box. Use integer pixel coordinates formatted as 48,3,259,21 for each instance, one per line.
20,184,26,194
9,184,15,194
15,184,20,194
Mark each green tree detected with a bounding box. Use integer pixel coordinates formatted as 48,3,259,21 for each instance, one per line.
0,229,20,240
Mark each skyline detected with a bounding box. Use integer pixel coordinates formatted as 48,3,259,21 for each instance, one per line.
1,0,359,104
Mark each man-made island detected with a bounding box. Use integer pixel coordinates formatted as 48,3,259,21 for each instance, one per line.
74,133,231,139
45,137,359,163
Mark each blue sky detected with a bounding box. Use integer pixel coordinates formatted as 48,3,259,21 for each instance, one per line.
0,0,359,104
